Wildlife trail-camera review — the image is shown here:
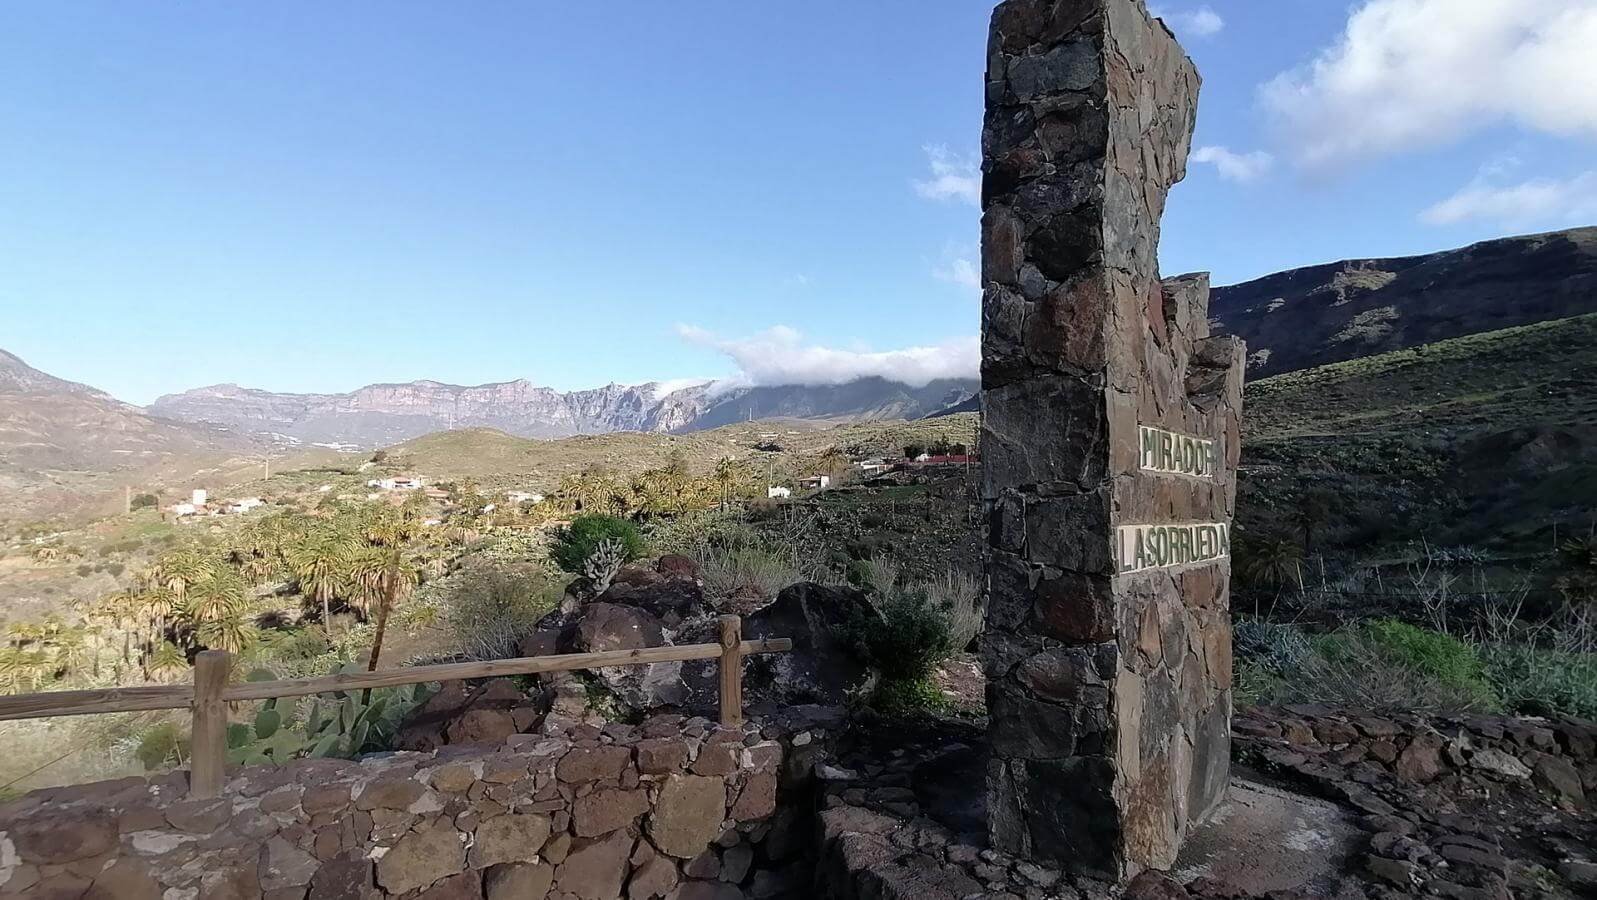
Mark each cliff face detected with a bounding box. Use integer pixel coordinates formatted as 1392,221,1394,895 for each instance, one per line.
148,378,979,447
1210,227,1597,377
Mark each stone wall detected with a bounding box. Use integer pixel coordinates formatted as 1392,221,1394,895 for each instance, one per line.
0,712,821,900
979,0,1245,879
1235,706,1597,896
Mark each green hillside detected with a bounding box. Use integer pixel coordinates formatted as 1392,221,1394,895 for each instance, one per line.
1238,313,1597,564
379,415,980,493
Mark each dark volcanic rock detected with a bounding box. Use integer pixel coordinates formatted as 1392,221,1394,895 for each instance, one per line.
743,582,878,707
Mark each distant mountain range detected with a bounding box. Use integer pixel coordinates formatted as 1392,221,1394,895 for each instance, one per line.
0,350,255,522
1209,226,1597,377
3,226,1595,520
146,377,981,447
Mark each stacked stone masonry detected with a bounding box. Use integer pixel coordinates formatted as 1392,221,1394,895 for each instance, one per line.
980,0,1245,879
0,713,811,900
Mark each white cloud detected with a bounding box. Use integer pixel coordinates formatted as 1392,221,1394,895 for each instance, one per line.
914,145,981,206
646,378,714,401
1263,0,1597,170
933,257,982,292
677,324,979,388
1420,170,1597,226
1151,5,1225,37
1191,146,1274,182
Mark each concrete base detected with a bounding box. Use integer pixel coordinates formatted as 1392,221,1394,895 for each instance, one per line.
1176,774,1366,899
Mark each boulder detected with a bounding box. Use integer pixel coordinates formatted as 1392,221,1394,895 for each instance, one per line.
394,679,543,752
561,602,688,710
657,553,703,581
741,582,878,706
570,603,667,653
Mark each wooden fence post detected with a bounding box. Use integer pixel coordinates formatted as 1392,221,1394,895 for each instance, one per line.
717,615,743,728
189,650,230,800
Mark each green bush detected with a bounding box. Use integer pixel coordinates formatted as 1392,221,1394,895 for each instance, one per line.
1483,645,1597,720
837,589,954,683
130,493,159,511
431,561,564,660
870,676,950,716
1362,619,1497,702
550,514,644,574
134,721,187,771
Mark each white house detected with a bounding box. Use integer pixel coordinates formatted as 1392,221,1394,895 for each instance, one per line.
170,502,197,517
191,489,208,507
228,497,265,514
366,476,425,492
767,486,792,500
507,491,544,504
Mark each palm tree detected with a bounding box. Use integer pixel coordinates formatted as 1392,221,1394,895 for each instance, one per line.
288,528,357,629
0,648,49,694
182,571,247,627
150,549,217,602
135,586,178,651
146,641,189,681
194,614,255,654
362,547,419,672
713,457,739,510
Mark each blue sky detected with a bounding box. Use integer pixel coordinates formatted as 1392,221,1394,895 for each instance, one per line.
2,1,1595,404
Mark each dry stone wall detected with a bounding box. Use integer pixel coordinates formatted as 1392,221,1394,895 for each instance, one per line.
980,0,1245,880
0,712,818,900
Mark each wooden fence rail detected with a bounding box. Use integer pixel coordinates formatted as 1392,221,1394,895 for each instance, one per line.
0,614,790,800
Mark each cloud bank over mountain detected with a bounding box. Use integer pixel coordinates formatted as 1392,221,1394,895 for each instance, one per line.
676,324,980,390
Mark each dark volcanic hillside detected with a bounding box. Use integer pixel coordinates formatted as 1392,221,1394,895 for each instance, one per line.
1238,312,1597,558
1211,227,1597,376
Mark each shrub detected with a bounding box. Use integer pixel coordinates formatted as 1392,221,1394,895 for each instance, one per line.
1234,618,1313,676
700,545,799,609
837,589,954,683
550,514,643,574
870,676,950,716
923,569,982,651
1309,625,1501,713
134,721,187,771
435,562,564,660
130,493,159,511
1362,619,1496,701
1483,645,1597,720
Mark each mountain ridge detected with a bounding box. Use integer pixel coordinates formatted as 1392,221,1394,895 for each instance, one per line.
147,377,980,448
1209,226,1597,376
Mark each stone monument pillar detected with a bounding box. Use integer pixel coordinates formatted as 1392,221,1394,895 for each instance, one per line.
979,0,1246,880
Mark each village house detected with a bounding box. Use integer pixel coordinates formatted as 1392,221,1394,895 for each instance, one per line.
799,475,831,490
766,486,792,500
910,453,975,467
506,490,544,504
366,475,424,492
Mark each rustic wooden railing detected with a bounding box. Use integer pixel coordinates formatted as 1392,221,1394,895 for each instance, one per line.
0,614,789,800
